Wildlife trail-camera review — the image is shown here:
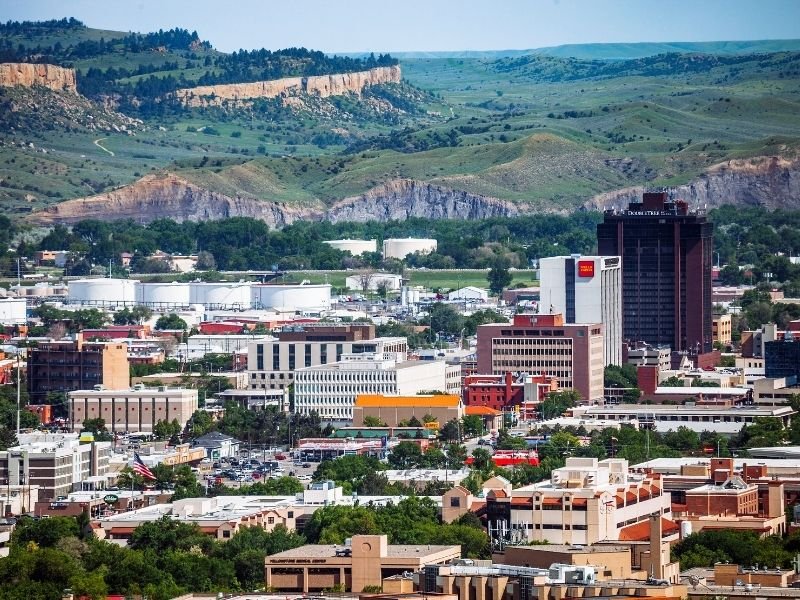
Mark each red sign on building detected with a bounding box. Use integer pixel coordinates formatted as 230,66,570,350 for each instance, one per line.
577,260,595,277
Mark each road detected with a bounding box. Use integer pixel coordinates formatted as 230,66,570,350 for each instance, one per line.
93,137,115,156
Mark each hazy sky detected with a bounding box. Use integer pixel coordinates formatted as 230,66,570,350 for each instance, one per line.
4,0,800,53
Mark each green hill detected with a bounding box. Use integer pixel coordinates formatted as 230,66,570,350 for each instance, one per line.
2,19,800,220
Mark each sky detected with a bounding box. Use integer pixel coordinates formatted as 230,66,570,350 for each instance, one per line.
4,0,800,54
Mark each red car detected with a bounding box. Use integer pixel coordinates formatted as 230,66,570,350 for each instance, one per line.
275,453,287,460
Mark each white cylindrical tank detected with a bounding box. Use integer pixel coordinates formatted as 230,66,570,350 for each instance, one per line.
0,298,26,325
680,521,692,539
251,284,331,311
135,282,191,307
68,278,137,306
323,239,377,256
382,238,438,259
189,282,252,308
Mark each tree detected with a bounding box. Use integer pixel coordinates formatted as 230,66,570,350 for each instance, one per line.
155,313,188,330
487,255,512,295
440,419,461,442
153,418,181,441
196,250,216,271
388,441,423,469
446,443,468,469
188,410,213,437
362,415,386,427
80,417,112,441
461,414,483,437
540,390,580,420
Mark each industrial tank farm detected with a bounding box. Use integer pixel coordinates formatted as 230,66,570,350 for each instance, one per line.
135,282,191,308
382,238,437,260
251,283,331,311
188,282,252,309
323,239,378,256
67,278,138,306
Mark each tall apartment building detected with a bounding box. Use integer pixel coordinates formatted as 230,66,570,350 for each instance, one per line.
539,255,622,366
247,323,407,391
0,433,112,501
69,385,198,434
294,353,461,423
27,338,130,403
476,313,604,403
597,192,713,353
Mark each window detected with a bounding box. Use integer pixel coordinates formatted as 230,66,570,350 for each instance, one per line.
450,497,461,507
222,530,231,538
268,517,275,524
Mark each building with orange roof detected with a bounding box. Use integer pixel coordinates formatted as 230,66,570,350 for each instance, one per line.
464,405,503,432
353,394,463,428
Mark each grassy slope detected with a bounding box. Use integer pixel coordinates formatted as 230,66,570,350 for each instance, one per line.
3,24,800,216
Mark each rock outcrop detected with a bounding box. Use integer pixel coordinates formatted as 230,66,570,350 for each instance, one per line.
326,179,520,222
27,155,800,227
0,63,77,93
174,65,401,107
586,156,800,210
26,173,519,227
27,173,318,227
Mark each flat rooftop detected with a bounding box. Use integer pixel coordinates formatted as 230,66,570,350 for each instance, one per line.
269,543,459,559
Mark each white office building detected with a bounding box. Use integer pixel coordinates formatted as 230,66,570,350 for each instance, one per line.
248,335,407,391
539,255,622,366
294,353,460,424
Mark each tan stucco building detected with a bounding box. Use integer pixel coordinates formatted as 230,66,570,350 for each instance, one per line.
265,534,461,593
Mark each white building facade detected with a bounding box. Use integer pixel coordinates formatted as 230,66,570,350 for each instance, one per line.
539,255,622,366
248,336,407,391
294,353,460,423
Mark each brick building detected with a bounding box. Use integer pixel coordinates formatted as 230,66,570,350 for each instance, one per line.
27,338,130,403
476,313,604,403
463,372,558,419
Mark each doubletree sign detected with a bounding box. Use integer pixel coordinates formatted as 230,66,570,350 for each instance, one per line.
103,494,119,504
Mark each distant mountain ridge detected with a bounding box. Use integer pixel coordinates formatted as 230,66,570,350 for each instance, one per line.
352,39,800,60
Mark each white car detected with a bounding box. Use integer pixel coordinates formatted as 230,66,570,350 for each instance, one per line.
297,474,312,481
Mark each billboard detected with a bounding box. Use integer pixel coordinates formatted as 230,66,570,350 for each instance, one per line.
577,260,595,278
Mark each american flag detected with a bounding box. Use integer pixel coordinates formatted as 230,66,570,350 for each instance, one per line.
132,452,156,480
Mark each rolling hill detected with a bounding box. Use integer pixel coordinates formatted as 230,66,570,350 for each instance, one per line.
2,19,800,225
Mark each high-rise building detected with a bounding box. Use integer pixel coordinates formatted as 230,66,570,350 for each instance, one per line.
765,337,800,380
597,192,713,353
539,255,622,366
476,313,605,403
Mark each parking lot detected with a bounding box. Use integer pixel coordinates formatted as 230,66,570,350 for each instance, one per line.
199,451,320,488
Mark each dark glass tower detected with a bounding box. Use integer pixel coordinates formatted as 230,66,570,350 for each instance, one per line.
597,192,713,353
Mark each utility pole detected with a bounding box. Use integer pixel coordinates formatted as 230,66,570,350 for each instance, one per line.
16,257,21,287
16,350,21,436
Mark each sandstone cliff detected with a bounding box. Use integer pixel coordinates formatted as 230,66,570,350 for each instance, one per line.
27,173,519,227
174,65,401,107
585,156,800,210
0,63,77,93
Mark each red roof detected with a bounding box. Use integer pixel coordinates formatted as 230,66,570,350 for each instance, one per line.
571,498,588,507
619,518,679,542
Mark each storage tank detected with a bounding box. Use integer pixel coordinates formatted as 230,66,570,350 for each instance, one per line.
251,283,331,311
323,239,377,256
680,521,692,539
382,238,438,259
135,282,191,307
189,281,252,309
0,298,26,325
68,278,137,306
